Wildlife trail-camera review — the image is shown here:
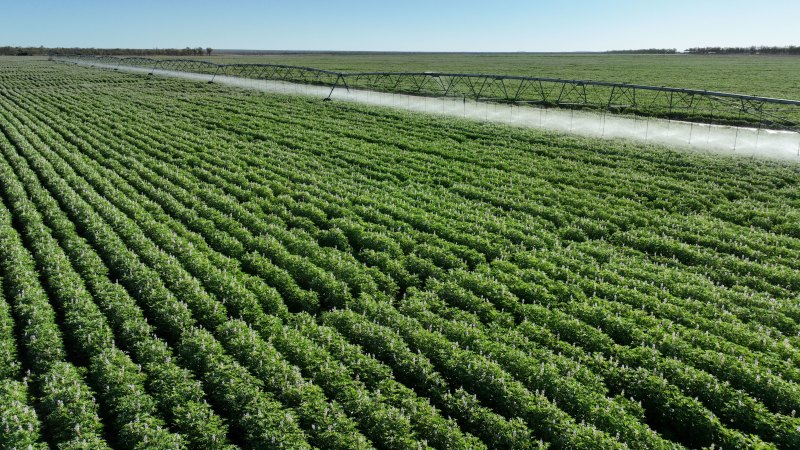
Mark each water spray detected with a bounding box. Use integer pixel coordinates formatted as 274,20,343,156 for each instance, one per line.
68,58,800,162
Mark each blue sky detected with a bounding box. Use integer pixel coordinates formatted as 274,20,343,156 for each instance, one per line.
2,0,798,52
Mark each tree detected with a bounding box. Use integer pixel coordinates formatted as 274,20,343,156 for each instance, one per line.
206,47,213,56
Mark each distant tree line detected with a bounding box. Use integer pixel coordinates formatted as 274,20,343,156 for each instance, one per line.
605,48,678,54
685,46,800,55
0,46,214,56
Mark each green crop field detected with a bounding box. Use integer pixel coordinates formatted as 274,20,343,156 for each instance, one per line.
1,58,800,449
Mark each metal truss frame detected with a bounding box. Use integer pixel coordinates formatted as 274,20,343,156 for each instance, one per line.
51,55,800,133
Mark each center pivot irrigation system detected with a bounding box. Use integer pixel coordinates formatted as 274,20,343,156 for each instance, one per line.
53,54,800,134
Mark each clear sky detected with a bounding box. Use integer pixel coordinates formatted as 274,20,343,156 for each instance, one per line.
1,0,798,52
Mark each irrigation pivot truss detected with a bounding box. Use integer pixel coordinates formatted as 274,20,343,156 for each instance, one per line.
52,54,800,133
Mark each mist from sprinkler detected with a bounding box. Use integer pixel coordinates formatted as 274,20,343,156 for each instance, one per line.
85,61,800,162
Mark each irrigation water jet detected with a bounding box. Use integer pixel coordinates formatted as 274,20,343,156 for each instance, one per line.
81,61,800,162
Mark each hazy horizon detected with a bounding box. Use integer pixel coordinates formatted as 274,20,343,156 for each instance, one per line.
1,0,798,53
